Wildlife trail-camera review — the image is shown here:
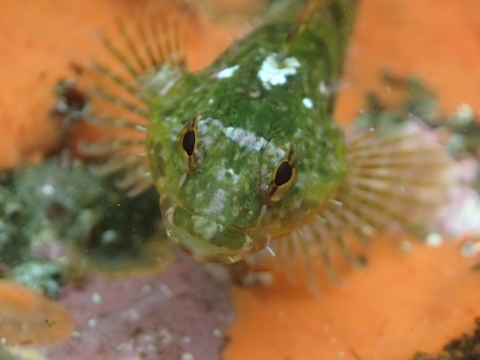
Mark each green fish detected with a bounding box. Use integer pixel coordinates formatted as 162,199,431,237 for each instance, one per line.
83,0,453,288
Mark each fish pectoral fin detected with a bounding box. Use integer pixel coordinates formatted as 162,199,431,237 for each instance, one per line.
77,2,193,196
271,130,454,293
338,130,454,238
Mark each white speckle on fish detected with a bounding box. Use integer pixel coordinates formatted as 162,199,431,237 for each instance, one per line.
303,98,313,109
319,81,331,95
193,216,222,240
217,64,240,79
258,53,301,89
224,126,268,151
204,189,227,216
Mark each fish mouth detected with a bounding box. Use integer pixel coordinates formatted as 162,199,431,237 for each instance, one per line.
160,195,270,264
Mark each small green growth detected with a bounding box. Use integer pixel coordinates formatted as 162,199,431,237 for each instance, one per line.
0,155,167,296
0,178,29,267
355,72,441,137
9,261,63,299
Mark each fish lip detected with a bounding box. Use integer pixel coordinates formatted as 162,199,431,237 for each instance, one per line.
160,195,269,264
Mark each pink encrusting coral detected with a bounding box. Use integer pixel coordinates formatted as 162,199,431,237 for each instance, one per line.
41,254,233,360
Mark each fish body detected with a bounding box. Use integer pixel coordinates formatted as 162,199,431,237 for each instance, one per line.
147,0,356,263
86,0,453,285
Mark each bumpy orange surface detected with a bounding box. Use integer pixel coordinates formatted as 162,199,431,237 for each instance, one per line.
2,0,480,359
224,241,480,360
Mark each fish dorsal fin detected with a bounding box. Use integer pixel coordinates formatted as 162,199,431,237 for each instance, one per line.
271,129,454,293
79,2,192,197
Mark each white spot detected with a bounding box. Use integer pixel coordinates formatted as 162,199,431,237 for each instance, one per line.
434,186,480,237
181,352,194,360
41,183,55,196
91,292,102,304
456,103,474,125
276,148,286,159
319,81,331,95
217,64,240,79
258,53,300,89
193,216,220,240
224,126,267,151
226,168,240,183
425,232,443,247
204,190,227,216
88,318,97,328
302,98,313,109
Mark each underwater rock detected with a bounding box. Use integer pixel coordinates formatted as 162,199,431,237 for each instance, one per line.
42,254,233,360
0,156,167,297
0,182,29,268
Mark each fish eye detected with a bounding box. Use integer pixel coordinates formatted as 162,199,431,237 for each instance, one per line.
261,148,298,205
176,115,197,172
274,161,293,186
182,128,196,156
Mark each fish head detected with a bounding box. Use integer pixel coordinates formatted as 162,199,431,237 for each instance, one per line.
148,109,346,264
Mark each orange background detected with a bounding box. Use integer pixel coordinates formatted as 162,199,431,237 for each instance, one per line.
1,1,480,359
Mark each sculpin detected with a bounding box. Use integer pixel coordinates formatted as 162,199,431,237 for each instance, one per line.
83,0,453,286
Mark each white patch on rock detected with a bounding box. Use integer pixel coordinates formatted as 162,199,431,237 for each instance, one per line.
455,103,474,125
217,65,240,79
425,232,443,247
434,186,480,237
258,53,300,89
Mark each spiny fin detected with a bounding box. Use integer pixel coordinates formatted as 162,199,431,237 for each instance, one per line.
79,2,192,196
272,129,454,293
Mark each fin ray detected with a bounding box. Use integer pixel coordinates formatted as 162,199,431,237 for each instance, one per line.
272,129,454,291
78,2,191,196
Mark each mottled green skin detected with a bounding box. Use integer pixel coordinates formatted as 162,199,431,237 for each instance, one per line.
148,0,358,263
